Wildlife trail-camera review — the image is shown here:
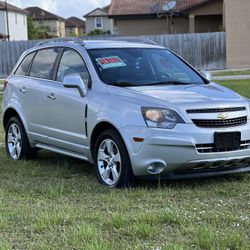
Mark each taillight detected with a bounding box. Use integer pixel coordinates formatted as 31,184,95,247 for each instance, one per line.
3,79,8,91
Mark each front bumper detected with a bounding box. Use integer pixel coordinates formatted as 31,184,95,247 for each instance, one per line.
119,123,250,177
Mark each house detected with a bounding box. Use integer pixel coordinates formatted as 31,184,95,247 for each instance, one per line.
84,5,115,35
0,1,28,40
108,0,223,35
65,17,86,37
224,0,250,69
25,6,65,38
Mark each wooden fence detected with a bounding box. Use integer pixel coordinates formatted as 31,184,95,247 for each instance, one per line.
0,32,226,77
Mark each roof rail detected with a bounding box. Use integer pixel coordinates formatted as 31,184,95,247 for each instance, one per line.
36,37,85,47
112,37,158,46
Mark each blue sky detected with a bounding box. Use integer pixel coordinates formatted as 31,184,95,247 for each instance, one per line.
8,0,111,19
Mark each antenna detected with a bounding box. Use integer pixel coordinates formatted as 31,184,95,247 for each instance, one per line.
162,0,176,12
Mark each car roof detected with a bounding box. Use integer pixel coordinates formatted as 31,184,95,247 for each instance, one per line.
32,38,164,51
82,40,164,49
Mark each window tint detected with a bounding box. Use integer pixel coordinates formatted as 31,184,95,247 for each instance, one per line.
88,48,205,86
56,49,90,87
29,48,59,79
15,52,35,76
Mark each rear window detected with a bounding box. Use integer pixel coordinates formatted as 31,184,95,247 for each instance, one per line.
15,52,35,76
29,48,60,80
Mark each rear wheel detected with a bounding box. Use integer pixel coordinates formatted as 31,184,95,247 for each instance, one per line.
94,129,135,188
5,117,37,160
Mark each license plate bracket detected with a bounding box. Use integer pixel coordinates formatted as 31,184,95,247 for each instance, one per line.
214,132,241,151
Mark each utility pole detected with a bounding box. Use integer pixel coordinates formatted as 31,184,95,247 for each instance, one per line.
5,0,10,40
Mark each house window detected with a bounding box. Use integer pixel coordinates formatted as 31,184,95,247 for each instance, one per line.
95,17,103,29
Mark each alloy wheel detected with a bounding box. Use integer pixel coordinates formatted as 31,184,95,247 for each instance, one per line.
97,139,122,186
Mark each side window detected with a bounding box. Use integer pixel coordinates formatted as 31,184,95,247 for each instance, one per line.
29,48,59,80
56,49,90,87
95,17,103,29
15,52,35,76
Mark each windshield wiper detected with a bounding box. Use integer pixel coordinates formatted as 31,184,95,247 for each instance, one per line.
110,81,138,87
146,81,193,86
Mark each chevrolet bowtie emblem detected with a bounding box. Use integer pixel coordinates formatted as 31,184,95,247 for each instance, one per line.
217,113,228,120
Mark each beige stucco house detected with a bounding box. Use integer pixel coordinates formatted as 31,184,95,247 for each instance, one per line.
65,17,86,37
108,0,223,35
224,0,250,69
25,7,65,38
84,5,115,35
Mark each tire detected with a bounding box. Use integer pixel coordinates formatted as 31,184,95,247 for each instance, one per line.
94,129,135,188
5,116,37,160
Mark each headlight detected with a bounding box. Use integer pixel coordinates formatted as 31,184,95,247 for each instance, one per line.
142,107,184,129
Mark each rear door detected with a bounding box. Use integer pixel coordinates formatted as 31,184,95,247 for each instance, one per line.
18,48,60,143
45,48,91,155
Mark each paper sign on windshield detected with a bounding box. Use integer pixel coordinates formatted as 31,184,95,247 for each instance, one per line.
96,56,126,69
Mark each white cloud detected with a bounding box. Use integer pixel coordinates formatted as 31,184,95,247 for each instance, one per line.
8,0,110,18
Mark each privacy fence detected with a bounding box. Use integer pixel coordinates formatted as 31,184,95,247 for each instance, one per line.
0,32,226,77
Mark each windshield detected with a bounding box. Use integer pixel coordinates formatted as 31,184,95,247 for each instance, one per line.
88,48,206,86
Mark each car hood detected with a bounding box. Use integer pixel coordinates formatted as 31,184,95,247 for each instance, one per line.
126,83,246,105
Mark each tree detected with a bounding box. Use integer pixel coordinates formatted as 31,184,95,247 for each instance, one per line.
27,17,53,40
88,29,110,36
27,16,38,39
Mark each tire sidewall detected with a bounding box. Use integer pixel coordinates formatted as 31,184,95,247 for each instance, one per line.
5,117,28,160
94,129,133,188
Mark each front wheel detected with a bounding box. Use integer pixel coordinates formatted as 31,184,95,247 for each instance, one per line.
5,117,37,160
94,129,135,188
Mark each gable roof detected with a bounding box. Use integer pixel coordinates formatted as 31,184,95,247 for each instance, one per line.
0,1,28,15
66,17,85,28
25,6,65,22
109,0,210,16
84,4,110,17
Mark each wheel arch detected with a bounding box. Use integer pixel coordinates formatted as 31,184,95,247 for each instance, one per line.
3,108,25,131
90,121,122,158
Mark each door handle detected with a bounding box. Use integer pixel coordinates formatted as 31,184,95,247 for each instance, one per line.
47,93,56,100
19,87,27,93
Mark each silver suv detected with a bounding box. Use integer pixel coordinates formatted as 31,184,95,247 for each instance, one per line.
3,38,250,187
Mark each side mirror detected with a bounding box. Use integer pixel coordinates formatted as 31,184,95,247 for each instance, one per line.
200,70,212,81
63,73,87,97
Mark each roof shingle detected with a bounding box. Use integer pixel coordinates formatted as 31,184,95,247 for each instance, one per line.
65,17,85,28
0,1,28,15
25,6,65,21
109,0,210,16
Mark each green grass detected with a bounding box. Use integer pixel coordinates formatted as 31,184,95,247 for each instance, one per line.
212,70,250,77
217,79,250,97
0,81,250,249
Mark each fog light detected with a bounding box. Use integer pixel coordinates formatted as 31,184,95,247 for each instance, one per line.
147,161,166,175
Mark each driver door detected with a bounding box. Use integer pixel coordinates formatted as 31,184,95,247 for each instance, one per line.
45,48,90,155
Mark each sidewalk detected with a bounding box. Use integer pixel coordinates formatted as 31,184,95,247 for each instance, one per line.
212,75,250,81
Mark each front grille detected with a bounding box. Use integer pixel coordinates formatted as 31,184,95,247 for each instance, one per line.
192,116,247,128
187,107,246,113
196,140,250,153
